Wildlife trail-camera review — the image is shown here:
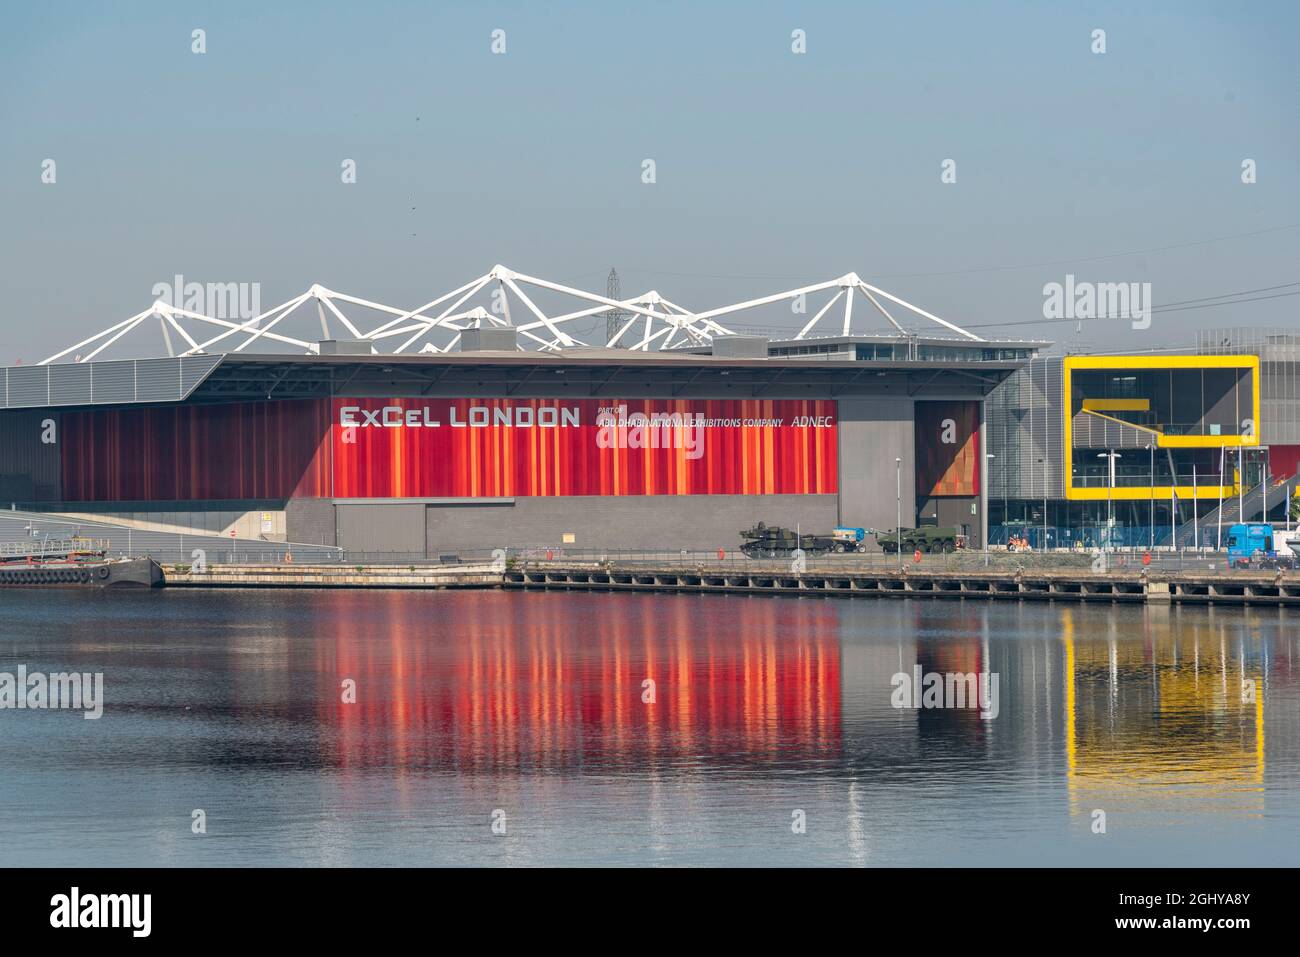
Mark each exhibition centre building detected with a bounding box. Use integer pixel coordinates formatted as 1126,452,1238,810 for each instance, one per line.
1,267,1282,557
0,339,1024,555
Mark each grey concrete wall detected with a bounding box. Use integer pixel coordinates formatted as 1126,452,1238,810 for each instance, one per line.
286,498,337,547
336,503,425,553
916,495,979,541
837,397,915,536
425,494,837,554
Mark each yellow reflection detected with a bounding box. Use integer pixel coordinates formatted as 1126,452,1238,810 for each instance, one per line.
1064,608,1266,820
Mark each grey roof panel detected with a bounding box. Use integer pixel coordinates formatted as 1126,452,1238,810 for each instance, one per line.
89,360,137,404
1,355,223,410
5,365,50,408
49,362,92,405
180,356,218,394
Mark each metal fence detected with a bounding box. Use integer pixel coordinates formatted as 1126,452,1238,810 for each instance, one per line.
988,523,1243,550
149,545,1241,576
0,508,1262,576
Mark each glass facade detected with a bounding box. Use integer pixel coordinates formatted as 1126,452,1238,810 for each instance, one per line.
987,345,1287,547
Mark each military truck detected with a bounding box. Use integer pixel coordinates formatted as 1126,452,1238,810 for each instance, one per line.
875,526,963,555
738,523,874,558
739,522,833,558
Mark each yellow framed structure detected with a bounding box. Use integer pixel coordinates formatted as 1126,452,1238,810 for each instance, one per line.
1063,355,1259,501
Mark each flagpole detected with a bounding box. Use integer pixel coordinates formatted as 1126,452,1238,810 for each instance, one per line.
1263,451,1269,526
1217,447,1225,549
1239,446,1245,525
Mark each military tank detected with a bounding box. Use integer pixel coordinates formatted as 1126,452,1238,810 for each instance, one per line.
739,522,833,559
875,526,963,555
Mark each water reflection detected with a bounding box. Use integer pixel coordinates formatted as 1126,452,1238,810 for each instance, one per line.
0,590,1295,865
1061,606,1269,821
315,592,844,774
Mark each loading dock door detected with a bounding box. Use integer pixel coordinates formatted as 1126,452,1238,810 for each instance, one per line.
335,504,426,556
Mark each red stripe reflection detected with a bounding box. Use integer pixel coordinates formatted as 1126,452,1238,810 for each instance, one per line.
319,594,843,772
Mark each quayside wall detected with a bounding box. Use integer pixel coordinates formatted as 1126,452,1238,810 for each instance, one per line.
161,561,1300,606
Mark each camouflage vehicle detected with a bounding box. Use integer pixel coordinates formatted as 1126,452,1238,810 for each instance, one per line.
739,522,834,558
875,526,963,555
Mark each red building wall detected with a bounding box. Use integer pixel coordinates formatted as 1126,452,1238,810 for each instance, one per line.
1269,445,1300,483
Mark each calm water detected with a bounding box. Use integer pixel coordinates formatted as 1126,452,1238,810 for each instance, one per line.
0,588,1297,866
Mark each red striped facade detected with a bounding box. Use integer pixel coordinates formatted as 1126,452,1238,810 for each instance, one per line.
57,397,838,501
332,398,838,498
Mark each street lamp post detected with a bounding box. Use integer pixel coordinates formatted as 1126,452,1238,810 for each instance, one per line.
1146,443,1154,550
1036,456,1048,551
1217,445,1226,549
895,457,903,572
1098,450,1121,552
1263,448,1269,525
985,452,995,566
1193,463,1199,551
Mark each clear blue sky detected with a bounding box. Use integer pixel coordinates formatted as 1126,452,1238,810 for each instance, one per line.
1,0,1297,361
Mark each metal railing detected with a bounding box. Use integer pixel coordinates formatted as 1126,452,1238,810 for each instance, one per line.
1069,473,1232,489
144,545,1254,577
989,523,1236,550
0,537,110,560
0,511,1274,578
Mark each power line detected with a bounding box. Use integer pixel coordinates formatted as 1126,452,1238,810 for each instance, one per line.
621,221,1300,284
874,223,1300,279
966,286,1300,330
1150,280,1300,310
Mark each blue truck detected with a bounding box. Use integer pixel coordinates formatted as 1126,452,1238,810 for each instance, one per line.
1225,523,1298,569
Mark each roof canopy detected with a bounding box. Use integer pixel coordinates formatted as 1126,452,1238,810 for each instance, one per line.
41,265,986,365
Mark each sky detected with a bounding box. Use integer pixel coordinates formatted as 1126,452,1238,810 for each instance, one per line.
1,0,1298,362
